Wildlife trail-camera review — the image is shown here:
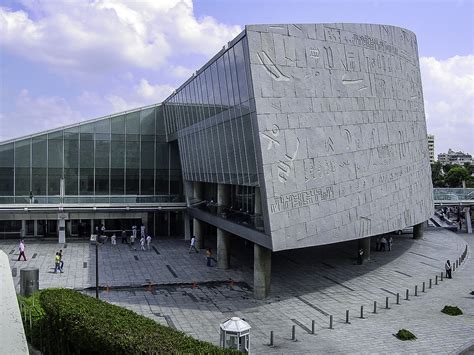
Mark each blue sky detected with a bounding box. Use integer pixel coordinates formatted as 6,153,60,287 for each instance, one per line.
0,0,473,157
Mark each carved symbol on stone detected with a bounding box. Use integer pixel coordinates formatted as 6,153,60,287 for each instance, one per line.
344,129,352,150
359,217,372,237
261,124,280,150
323,46,334,69
277,137,300,183
257,51,290,81
324,27,341,42
325,136,335,152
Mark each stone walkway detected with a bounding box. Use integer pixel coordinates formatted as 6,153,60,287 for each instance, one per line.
2,229,472,353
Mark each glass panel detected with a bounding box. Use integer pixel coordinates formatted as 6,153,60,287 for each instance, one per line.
224,51,235,107
95,139,110,195
217,56,229,109
141,141,155,195
14,139,31,196
48,131,63,195
64,132,79,195
234,40,250,103
31,136,47,196
229,46,241,106
79,130,94,195
0,143,14,196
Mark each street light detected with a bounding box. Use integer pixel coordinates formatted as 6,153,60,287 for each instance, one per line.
90,234,101,299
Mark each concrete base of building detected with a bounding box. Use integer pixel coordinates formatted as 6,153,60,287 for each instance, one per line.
254,243,271,299
413,222,424,239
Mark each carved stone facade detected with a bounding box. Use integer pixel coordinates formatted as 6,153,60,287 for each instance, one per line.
247,24,434,251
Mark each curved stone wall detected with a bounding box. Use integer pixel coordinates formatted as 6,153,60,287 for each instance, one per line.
247,23,434,251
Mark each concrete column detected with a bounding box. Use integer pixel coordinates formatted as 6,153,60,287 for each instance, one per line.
184,180,193,206
20,220,26,238
217,184,230,206
90,219,94,235
193,219,203,249
217,229,230,269
184,211,191,241
33,220,38,237
413,222,424,239
58,218,66,244
358,236,371,262
254,243,271,299
464,207,472,234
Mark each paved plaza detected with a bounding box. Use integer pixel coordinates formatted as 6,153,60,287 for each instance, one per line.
2,229,472,354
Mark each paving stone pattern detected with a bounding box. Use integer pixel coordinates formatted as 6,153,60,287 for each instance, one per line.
2,229,471,353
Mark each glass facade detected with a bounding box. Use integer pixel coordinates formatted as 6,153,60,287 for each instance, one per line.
0,105,183,204
163,37,259,186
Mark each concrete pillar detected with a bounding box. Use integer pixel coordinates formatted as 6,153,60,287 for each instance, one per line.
358,236,371,262
58,218,66,244
90,219,94,235
217,184,230,206
217,229,230,269
33,220,38,237
413,222,424,239
254,243,271,299
21,220,26,238
193,219,203,249
184,180,193,206
464,207,472,234
184,211,191,241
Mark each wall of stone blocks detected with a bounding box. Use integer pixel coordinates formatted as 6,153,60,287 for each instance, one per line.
246,23,434,251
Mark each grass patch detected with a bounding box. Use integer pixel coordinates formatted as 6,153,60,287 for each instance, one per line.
395,329,417,341
441,305,463,316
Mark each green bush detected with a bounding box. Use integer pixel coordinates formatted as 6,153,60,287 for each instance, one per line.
441,305,463,316
20,288,237,354
395,329,417,341
17,292,46,346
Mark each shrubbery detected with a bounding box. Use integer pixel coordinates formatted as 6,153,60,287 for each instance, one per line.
19,288,237,354
441,305,463,316
395,329,417,341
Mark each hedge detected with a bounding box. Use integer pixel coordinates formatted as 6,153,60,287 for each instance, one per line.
395,329,417,341
19,288,238,354
441,305,463,316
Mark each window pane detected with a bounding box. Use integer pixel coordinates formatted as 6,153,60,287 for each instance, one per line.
64,132,79,195
48,132,63,195
31,136,47,196
234,40,250,103
14,139,31,196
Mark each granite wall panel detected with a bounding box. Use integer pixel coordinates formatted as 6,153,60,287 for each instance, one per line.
246,23,434,251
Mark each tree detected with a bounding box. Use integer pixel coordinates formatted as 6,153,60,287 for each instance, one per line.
431,162,445,187
445,166,469,188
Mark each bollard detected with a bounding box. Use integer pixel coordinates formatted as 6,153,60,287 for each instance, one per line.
373,301,377,314
20,268,39,296
396,293,400,305
429,278,432,289
292,325,296,341
385,296,390,309
453,264,455,272
415,285,418,296
435,275,438,285
312,320,315,334
456,260,458,268
345,310,350,324
441,272,444,281
405,289,409,300
360,305,364,319
269,331,274,346
422,282,425,293
329,315,333,330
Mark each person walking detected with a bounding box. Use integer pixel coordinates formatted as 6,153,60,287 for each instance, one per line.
387,236,393,251
357,248,364,265
111,233,116,246
140,236,146,251
188,236,199,253
140,224,146,238
54,252,61,273
206,248,214,267
445,260,452,279
58,249,64,272
146,235,152,250
130,233,136,250
121,230,127,244
18,240,27,261
132,225,137,240
375,237,380,252
380,236,387,252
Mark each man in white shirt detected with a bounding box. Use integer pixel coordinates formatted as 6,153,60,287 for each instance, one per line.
18,240,27,261
188,236,199,253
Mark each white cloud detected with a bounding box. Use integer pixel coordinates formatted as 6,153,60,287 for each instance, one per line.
0,0,241,74
170,65,195,79
420,55,474,156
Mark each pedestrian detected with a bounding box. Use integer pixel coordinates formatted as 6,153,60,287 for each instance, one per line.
18,240,27,261
357,248,364,265
54,252,61,273
140,224,145,238
111,233,117,246
101,224,106,236
188,236,199,253
387,236,393,251
380,236,387,252
445,260,452,279
29,190,34,204
58,249,64,272
132,225,137,240
130,233,136,250
121,230,127,244
375,237,380,252
146,235,152,250
95,225,99,236
140,236,146,251
206,248,213,267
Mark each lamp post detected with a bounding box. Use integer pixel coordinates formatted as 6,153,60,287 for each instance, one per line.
90,234,100,299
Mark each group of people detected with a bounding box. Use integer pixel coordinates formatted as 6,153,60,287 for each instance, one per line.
375,235,393,252
188,235,216,267
110,225,152,251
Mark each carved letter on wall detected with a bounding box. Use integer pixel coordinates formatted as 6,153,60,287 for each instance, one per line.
257,51,291,81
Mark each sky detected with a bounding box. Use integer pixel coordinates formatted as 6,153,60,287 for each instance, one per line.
0,0,473,157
